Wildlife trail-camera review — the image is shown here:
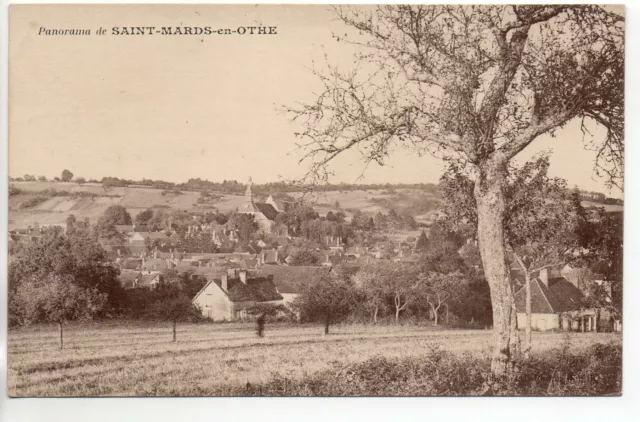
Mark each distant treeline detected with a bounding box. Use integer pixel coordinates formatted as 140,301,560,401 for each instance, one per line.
11,175,441,195
10,175,620,205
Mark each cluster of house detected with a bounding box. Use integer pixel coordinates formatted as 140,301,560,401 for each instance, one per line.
9,181,621,331
115,248,334,321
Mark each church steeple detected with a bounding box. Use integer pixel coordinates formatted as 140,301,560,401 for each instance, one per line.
245,177,253,201
240,177,257,213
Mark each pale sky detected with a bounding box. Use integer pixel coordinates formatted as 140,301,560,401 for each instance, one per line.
9,4,623,197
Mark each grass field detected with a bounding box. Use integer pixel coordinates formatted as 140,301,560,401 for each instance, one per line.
7,321,621,397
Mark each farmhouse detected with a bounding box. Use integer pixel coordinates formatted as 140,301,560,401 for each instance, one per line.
514,268,603,332
192,270,283,320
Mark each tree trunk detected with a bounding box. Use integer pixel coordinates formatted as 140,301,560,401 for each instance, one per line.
58,322,63,350
324,312,330,335
474,158,519,379
172,319,177,342
429,303,440,326
373,306,378,324
524,272,532,359
395,308,400,324
445,303,449,325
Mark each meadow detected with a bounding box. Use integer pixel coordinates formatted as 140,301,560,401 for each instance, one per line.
7,321,621,397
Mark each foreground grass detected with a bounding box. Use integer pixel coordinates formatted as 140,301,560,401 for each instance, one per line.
7,321,621,397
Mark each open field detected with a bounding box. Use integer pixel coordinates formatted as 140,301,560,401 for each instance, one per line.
7,321,621,397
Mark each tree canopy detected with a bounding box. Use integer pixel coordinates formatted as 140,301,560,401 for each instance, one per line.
8,226,123,326
292,268,359,334
290,5,624,378
61,169,74,182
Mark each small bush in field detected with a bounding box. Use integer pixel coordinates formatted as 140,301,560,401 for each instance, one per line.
19,196,48,209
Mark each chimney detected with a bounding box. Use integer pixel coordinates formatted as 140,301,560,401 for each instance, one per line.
239,270,247,284
539,268,549,288
221,274,228,291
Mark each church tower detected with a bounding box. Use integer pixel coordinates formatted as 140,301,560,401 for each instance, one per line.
239,177,258,213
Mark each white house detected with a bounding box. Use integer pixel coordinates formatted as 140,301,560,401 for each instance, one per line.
514,268,603,332
192,270,283,320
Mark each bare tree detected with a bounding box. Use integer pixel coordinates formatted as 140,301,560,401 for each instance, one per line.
287,5,623,377
356,261,420,324
417,271,466,326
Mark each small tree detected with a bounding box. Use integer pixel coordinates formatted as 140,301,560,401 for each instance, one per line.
356,261,420,324
289,249,320,266
355,263,390,324
61,169,74,182
144,285,202,342
387,265,420,324
135,208,154,226
292,268,357,334
415,231,429,252
226,213,258,243
417,272,466,326
14,274,107,349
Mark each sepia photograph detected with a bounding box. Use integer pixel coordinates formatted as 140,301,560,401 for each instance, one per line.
5,2,626,400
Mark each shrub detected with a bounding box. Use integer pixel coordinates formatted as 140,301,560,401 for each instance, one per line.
207,342,621,396
161,189,183,196
19,196,48,209
9,185,21,197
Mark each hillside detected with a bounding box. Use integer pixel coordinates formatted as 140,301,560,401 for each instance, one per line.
8,182,217,230
8,181,622,231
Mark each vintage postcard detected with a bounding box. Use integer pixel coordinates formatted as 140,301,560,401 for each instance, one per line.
7,4,624,398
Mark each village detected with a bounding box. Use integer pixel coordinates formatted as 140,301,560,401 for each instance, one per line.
8,176,622,334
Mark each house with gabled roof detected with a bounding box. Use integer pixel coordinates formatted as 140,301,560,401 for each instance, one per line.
192,270,283,320
266,195,290,213
514,268,600,332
